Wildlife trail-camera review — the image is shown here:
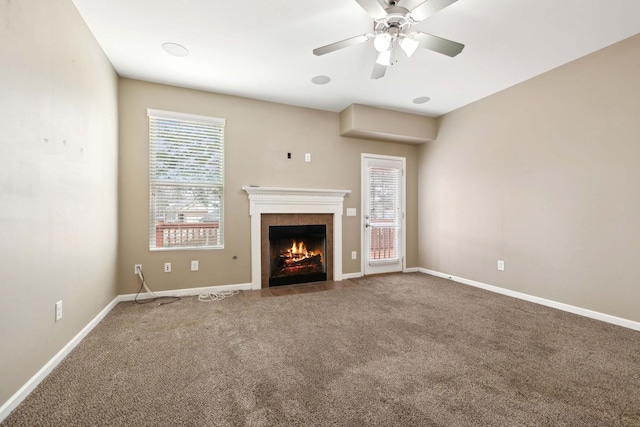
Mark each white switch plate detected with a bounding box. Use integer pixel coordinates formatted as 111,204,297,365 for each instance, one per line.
55,300,63,322
346,208,356,216
191,260,199,271
304,153,311,162
351,251,357,260
164,262,171,273
497,260,505,271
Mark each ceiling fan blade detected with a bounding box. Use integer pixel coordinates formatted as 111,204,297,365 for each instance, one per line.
355,0,388,20
414,32,464,57
371,62,387,79
313,34,371,56
410,0,458,22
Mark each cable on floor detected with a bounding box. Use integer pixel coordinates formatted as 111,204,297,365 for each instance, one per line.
198,290,239,302
135,266,181,305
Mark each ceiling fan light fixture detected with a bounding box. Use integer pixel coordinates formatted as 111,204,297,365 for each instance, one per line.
400,36,419,57
375,50,392,66
373,32,392,53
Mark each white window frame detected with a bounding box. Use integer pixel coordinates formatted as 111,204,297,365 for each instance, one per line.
147,109,225,251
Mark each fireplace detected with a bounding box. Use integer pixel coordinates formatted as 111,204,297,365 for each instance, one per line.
243,186,351,290
269,224,327,286
261,214,333,288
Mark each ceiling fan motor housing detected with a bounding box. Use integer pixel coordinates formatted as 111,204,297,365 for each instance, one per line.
374,5,412,38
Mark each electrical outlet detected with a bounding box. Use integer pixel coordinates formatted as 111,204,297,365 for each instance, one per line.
134,264,142,275
497,260,505,271
164,262,171,273
351,251,357,260
55,300,63,322
191,260,199,271
304,153,311,162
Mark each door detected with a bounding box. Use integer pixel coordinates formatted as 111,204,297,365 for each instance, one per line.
362,154,405,275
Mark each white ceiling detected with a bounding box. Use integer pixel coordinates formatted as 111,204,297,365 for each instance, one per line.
72,0,640,117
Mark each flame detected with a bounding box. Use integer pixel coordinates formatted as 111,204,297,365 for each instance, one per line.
290,240,309,256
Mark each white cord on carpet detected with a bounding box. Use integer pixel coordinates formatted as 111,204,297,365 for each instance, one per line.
198,290,239,302
135,265,237,303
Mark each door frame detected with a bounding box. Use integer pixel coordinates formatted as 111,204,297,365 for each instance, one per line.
360,153,407,276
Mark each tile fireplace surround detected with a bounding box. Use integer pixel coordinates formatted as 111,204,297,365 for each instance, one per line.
243,187,351,290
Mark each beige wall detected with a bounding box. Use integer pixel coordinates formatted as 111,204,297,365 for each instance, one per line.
0,0,119,408
419,34,640,322
118,79,419,294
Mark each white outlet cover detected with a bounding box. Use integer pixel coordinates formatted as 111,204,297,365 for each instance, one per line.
191,260,199,271
351,251,357,260
497,260,505,271
55,300,63,322
164,262,171,272
346,208,356,216
304,153,311,162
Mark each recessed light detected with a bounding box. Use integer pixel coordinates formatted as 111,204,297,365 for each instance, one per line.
413,96,431,104
311,75,331,85
162,42,189,57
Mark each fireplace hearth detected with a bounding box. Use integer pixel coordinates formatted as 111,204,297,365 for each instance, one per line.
269,224,327,286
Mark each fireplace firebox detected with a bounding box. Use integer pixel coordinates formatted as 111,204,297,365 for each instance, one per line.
269,224,327,286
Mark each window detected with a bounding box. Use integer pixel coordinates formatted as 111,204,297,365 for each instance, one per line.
147,109,225,250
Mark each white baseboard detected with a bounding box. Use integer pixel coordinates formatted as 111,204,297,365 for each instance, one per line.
343,269,418,279
419,268,640,332
0,296,120,423
0,282,252,423
118,282,252,302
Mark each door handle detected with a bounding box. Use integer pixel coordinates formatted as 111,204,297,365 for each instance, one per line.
365,223,370,228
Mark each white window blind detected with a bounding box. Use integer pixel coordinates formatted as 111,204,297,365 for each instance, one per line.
368,166,401,262
147,109,225,250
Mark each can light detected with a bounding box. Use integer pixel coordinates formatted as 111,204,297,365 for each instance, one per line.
162,42,189,57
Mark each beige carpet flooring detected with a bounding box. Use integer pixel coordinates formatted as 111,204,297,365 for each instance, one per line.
2,273,640,426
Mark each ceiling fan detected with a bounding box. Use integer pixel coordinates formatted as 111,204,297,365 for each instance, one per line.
313,0,464,79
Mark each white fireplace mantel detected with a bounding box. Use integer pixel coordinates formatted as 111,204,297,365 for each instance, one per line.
242,186,351,289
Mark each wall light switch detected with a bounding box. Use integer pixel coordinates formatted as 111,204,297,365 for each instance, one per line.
351,251,357,260
191,260,199,271
55,300,63,322
497,260,505,271
304,153,311,162
346,208,356,216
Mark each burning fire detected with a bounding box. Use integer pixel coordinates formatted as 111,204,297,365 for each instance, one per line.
276,239,324,276
290,240,310,256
